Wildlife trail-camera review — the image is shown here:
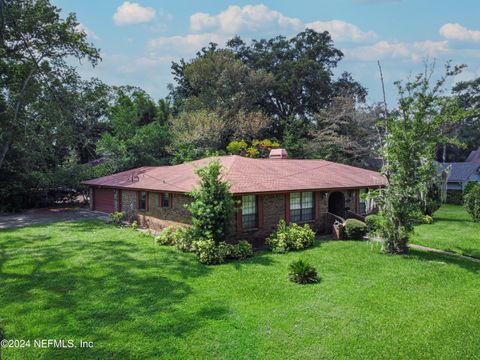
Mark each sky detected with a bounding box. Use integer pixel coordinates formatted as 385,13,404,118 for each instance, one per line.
54,0,480,106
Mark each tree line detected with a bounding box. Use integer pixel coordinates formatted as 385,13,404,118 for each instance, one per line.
1,0,479,211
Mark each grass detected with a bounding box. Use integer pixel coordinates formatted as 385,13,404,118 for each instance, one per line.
412,204,480,258
1,220,480,359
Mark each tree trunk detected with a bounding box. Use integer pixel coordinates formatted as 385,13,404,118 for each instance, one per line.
0,136,11,171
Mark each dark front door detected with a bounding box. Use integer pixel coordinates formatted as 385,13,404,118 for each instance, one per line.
328,191,345,218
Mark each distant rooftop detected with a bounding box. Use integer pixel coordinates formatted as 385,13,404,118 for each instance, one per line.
441,162,480,182
466,146,480,163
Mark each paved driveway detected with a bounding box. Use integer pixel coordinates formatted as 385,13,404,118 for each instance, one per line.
0,207,109,229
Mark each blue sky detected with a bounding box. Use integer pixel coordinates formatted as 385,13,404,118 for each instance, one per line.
55,0,480,106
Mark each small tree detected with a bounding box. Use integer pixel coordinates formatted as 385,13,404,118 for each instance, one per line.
186,160,235,243
378,62,473,254
464,183,480,222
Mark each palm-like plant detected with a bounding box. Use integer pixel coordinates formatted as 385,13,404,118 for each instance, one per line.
288,260,319,284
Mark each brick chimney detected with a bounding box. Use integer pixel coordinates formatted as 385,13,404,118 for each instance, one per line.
269,148,288,159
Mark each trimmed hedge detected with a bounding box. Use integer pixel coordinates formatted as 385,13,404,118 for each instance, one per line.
343,218,367,240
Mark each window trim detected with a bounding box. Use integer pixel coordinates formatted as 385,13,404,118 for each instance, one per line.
138,191,147,211
159,192,171,208
290,191,314,223
241,195,258,230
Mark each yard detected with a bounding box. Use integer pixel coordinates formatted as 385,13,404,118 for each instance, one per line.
412,204,480,258
1,220,480,359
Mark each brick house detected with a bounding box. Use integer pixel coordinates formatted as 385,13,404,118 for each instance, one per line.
83,151,385,245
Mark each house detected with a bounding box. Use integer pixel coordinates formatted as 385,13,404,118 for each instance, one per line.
441,162,480,203
83,150,385,245
466,146,480,163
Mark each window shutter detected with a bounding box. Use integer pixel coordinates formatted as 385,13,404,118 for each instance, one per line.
158,192,162,207
257,195,264,228
146,192,149,211
169,193,173,208
284,193,291,223
136,192,140,209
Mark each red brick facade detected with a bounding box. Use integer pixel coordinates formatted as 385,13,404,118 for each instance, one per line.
111,188,358,247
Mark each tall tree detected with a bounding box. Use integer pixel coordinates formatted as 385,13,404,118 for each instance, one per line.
0,0,100,210
305,96,380,167
227,29,366,134
96,86,170,170
378,63,471,254
0,0,100,170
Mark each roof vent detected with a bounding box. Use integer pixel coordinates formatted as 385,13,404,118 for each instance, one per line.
269,148,288,159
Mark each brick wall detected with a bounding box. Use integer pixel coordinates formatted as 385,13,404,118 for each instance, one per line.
119,188,362,247
233,190,356,247
121,190,192,231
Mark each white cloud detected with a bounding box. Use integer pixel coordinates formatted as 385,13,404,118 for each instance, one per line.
190,4,302,33
440,23,480,42
75,23,99,40
113,1,156,26
345,40,448,61
149,33,228,54
305,20,376,42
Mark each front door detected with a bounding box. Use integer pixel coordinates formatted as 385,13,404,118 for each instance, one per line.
328,191,345,218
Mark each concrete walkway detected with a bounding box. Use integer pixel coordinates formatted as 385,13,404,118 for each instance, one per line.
368,237,480,263
0,207,109,229
409,243,480,263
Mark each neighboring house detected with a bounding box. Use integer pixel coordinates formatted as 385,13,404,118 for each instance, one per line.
441,162,480,204
441,162,480,191
83,150,385,246
466,146,480,163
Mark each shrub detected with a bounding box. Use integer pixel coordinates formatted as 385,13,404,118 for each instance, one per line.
174,228,196,252
109,211,124,226
422,215,433,224
195,239,231,264
464,181,477,197
186,160,235,244
365,214,382,236
343,218,367,240
155,226,176,245
464,183,480,222
227,240,253,260
288,259,319,284
266,220,315,253
446,190,463,205
130,221,138,230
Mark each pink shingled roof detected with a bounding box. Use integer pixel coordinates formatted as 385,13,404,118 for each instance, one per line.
82,155,386,194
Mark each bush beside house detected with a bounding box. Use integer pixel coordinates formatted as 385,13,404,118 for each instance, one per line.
266,220,315,253
343,218,367,240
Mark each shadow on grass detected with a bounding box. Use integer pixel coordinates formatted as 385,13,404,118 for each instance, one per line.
0,221,232,359
405,248,480,274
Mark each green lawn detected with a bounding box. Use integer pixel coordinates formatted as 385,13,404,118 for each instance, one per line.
1,221,480,359
412,204,480,258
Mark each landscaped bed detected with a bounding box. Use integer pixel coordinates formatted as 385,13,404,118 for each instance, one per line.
1,220,480,359
412,204,480,258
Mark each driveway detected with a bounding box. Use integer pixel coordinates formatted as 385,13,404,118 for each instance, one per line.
0,207,109,229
